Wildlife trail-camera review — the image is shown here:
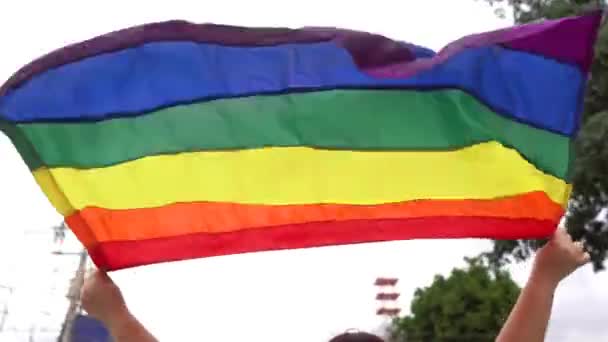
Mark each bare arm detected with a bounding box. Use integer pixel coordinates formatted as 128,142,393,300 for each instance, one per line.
496,268,558,341
496,227,589,342
81,271,158,342
103,307,158,342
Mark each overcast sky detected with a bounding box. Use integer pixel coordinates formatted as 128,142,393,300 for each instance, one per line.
0,1,607,341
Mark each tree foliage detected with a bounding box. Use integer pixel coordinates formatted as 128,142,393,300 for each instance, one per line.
483,0,605,22
479,0,608,271
389,257,520,342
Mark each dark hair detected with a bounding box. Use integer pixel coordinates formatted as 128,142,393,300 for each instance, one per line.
329,331,384,342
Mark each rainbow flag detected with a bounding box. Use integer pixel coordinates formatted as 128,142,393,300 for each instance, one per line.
0,12,601,270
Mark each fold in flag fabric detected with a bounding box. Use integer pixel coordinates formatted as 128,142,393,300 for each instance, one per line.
0,12,602,270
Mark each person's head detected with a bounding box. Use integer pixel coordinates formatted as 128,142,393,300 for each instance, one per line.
328,331,384,342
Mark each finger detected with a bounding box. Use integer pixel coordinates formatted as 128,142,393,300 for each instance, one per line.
84,268,96,279
573,241,585,252
564,230,573,242
92,270,111,282
581,252,591,264
555,223,571,239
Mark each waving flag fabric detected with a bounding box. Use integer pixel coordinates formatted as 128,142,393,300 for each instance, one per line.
0,12,601,270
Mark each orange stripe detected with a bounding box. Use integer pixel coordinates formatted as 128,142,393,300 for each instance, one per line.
66,191,563,248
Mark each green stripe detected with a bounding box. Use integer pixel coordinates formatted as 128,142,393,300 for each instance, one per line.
6,89,572,179
0,119,42,170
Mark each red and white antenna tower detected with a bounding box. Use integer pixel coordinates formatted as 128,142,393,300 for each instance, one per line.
374,277,400,318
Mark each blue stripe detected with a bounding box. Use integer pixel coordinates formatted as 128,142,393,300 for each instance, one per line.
0,41,584,135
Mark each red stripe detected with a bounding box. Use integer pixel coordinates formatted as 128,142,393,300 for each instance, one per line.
89,216,557,271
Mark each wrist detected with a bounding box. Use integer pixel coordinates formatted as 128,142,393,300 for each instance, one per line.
101,305,133,332
105,307,154,341
528,268,560,293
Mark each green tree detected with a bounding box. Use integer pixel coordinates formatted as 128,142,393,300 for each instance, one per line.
389,257,520,342
479,0,608,271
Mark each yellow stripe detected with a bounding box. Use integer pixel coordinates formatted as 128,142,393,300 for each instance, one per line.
33,142,571,216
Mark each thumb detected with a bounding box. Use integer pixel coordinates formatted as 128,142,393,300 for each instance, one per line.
580,251,591,265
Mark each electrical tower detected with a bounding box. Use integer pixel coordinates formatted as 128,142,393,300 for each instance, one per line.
374,277,401,318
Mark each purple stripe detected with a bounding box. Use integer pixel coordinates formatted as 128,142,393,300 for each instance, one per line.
368,10,602,78
504,11,602,72
0,11,602,96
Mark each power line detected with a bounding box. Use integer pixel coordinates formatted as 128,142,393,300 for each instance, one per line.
1,222,76,341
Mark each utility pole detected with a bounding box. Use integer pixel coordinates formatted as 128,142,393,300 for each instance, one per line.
56,249,88,342
0,284,13,333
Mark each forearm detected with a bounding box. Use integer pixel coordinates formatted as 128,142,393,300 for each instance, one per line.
104,309,159,342
496,272,557,342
